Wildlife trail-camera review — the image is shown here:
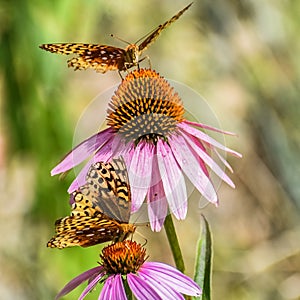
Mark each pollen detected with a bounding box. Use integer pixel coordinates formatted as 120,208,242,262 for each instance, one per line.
100,240,147,275
107,69,184,143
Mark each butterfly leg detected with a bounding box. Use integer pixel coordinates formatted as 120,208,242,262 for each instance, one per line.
138,55,152,69
118,70,124,80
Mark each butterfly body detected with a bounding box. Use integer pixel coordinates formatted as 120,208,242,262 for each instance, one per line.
47,158,136,249
39,3,192,73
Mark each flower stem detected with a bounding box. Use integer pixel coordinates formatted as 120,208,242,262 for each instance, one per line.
164,214,185,273
123,277,133,300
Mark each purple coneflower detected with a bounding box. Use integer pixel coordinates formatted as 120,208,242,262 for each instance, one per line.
55,240,201,300
52,69,241,231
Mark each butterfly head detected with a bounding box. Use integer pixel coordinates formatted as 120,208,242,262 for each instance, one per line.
117,223,136,243
124,44,139,66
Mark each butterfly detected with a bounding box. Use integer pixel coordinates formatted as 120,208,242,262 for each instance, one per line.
47,157,136,248
39,3,192,73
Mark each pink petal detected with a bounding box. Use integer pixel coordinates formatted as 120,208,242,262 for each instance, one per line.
168,134,218,204
122,142,135,170
147,155,168,232
79,272,104,300
213,148,234,173
182,132,235,188
157,139,187,220
147,184,168,232
67,141,114,193
147,190,168,232
111,275,127,300
178,122,242,158
51,128,114,175
55,266,103,300
109,133,128,157
127,273,162,300
137,270,184,300
98,275,127,300
98,276,112,300
127,142,154,212
140,262,202,296
68,159,93,193
183,120,237,135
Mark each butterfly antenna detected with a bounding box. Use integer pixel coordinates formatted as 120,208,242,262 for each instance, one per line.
110,34,131,45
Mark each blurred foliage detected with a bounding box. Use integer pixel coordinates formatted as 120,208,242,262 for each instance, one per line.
0,0,300,299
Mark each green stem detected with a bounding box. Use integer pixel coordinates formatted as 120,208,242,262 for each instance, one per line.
123,276,133,300
164,214,185,273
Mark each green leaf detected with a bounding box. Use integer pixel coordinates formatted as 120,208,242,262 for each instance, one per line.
193,214,213,300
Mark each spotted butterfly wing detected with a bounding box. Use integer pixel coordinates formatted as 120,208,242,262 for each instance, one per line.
137,2,193,52
82,158,131,222
39,44,128,73
48,215,130,248
47,157,135,249
39,3,192,73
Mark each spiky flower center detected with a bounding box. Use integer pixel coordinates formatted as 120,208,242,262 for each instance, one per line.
107,69,184,143
100,241,147,275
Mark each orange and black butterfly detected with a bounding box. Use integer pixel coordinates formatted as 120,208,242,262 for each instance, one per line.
47,157,136,248
39,3,192,73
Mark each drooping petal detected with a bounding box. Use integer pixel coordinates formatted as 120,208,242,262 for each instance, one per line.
127,273,162,300
51,128,114,175
157,139,187,220
178,122,242,158
121,141,135,161
67,143,113,193
168,134,218,204
68,158,94,193
193,143,210,177
127,142,154,212
147,154,168,231
147,181,168,232
111,275,127,300
183,120,237,136
182,131,235,188
55,266,103,300
137,270,185,300
79,272,104,300
139,262,202,296
213,147,234,173
98,275,127,300
109,133,129,158
98,276,111,300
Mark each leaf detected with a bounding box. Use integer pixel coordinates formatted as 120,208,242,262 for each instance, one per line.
193,214,213,300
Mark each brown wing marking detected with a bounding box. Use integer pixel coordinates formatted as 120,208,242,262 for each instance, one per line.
39,43,126,73
138,2,193,52
47,157,135,249
47,215,122,248
83,157,131,222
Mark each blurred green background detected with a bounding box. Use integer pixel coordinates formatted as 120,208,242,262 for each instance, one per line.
1,0,300,299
